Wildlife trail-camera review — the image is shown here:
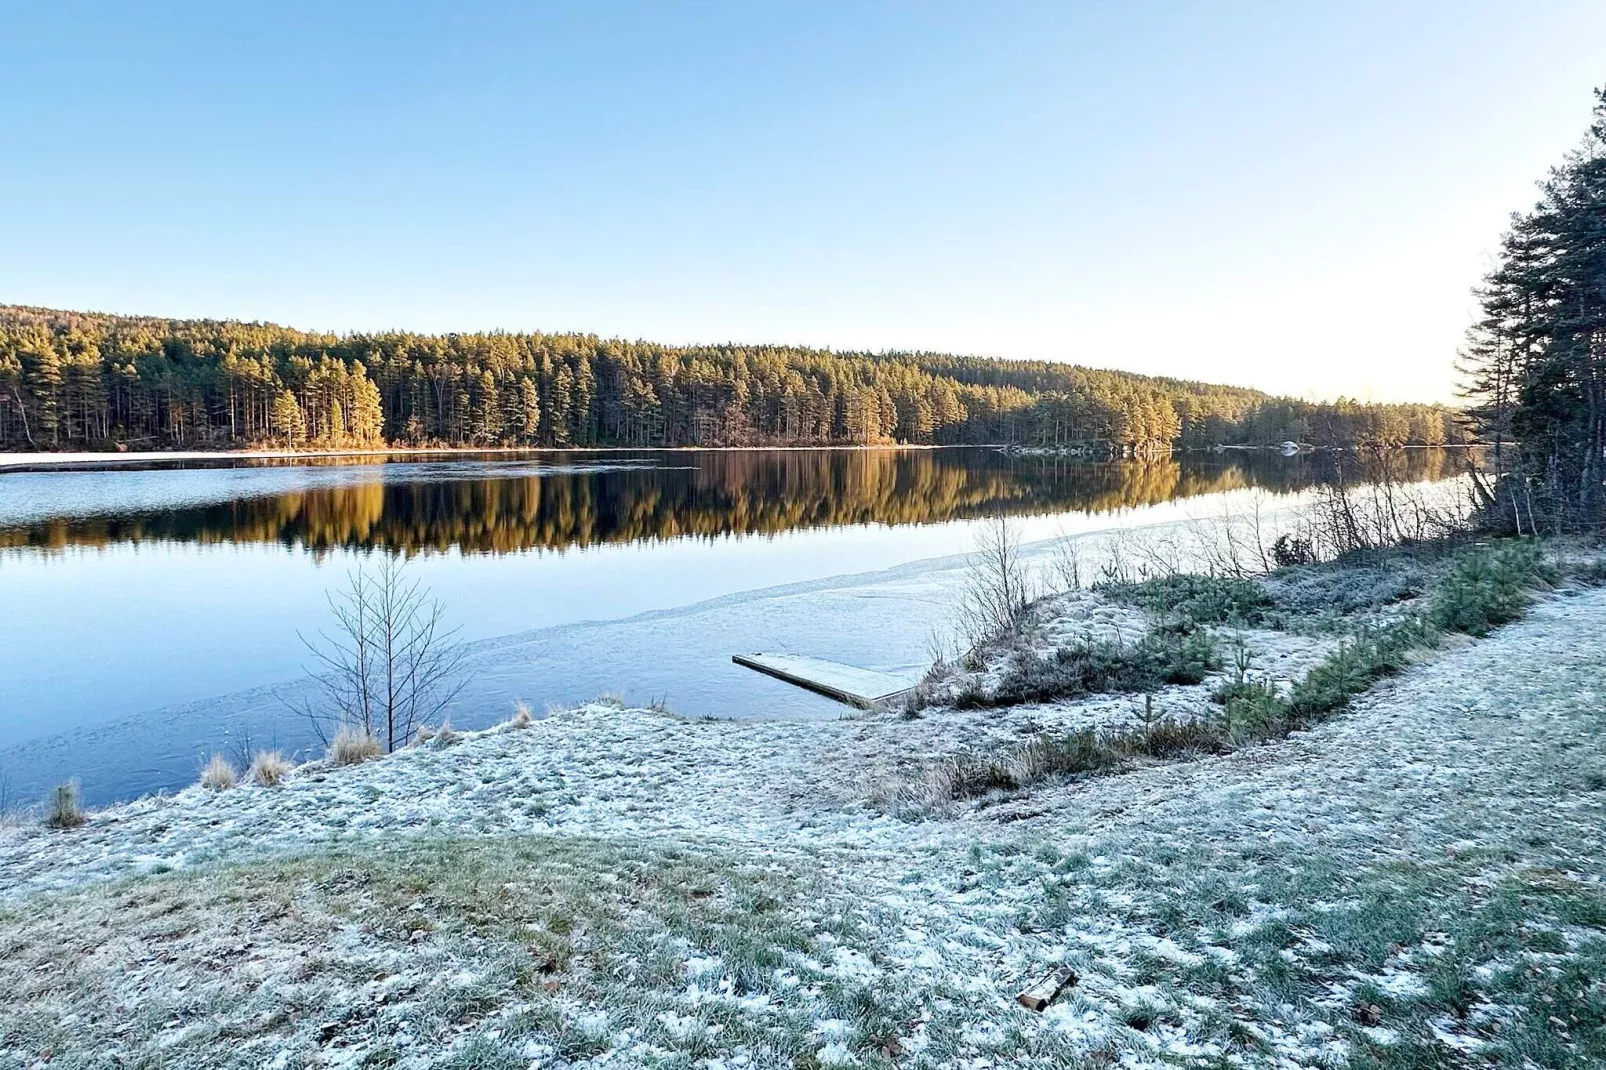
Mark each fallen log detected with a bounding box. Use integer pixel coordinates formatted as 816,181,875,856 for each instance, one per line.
1016,966,1078,1011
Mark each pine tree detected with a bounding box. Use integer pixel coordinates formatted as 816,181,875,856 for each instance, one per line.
271,389,307,443
21,344,62,446
518,375,541,442
349,365,385,445
1463,86,1606,526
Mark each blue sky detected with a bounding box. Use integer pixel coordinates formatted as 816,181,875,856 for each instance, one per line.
2,2,1602,402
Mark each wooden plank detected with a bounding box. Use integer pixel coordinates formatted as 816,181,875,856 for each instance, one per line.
732,653,916,710
1016,967,1078,1012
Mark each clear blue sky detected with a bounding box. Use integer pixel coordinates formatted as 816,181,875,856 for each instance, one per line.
3,2,1602,402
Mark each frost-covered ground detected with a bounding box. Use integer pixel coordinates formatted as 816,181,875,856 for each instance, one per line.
2,586,1604,1069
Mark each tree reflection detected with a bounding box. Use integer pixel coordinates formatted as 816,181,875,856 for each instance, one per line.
1,448,1470,555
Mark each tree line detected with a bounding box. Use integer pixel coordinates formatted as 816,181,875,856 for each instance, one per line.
1462,86,1606,529
0,305,1465,454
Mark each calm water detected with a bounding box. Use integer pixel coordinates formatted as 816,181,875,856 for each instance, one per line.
0,447,1465,805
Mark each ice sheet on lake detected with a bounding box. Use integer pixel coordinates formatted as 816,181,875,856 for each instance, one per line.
0,545,972,804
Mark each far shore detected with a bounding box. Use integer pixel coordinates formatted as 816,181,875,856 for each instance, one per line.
0,442,950,471
0,440,1475,473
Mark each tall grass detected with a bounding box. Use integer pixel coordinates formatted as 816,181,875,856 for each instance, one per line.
327,725,383,766
199,754,237,791
247,750,293,787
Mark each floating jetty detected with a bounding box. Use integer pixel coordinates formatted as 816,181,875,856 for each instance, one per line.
731,653,918,710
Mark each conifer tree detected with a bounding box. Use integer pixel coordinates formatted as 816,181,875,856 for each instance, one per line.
1462,86,1606,526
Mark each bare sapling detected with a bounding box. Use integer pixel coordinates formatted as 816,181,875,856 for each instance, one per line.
1048,529,1083,591
301,556,468,754
1193,493,1279,577
957,516,1035,655
1298,458,1474,561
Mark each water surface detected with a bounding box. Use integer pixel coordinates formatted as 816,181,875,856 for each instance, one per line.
0,447,1464,804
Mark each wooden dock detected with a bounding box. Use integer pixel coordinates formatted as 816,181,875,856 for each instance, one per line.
731,653,918,710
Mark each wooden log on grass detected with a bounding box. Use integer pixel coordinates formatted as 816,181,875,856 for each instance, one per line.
1016,966,1078,1011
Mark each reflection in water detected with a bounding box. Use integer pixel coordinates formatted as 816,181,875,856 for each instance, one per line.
1,447,1470,555
0,446,1475,804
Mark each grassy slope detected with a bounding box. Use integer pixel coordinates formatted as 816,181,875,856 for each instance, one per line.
2,557,1604,1068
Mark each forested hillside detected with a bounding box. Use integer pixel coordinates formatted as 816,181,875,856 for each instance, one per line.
0,305,1464,453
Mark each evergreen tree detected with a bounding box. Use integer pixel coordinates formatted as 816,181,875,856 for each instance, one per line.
271,389,307,443
1462,86,1606,527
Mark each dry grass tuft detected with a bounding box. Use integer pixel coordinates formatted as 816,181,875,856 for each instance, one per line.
199,754,237,791
328,726,383,766
433,718,459,746
508,701,533,729
248,750,293,787
44,781,86,829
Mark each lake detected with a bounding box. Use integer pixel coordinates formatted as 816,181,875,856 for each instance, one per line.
0,446,1466,805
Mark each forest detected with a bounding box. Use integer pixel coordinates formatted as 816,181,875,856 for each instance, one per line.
1462,87,1606,529
0,304,1465,455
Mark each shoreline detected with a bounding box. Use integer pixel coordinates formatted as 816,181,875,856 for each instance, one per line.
0,440,1477,473
2,573,1599,1066
0,442,952,472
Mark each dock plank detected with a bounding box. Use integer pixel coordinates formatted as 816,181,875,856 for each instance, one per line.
732,653,917,709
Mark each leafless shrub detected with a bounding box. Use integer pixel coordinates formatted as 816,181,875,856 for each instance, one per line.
1096,531,1136,585
247,750,293,787
901,658,959,715
327,725,383,766
956,516,1035,653
299,557,468,754
199,754,237,791
1048,530,1084,591
1191,493,1280,577
44,781,86,829
1124,528,1191,580
1292,463,1475,561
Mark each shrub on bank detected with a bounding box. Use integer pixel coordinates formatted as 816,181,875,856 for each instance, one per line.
899,538,1562,811
955,631,1218,710
1428,541,1556,637
1104,574,1272,627
44,781,86,829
